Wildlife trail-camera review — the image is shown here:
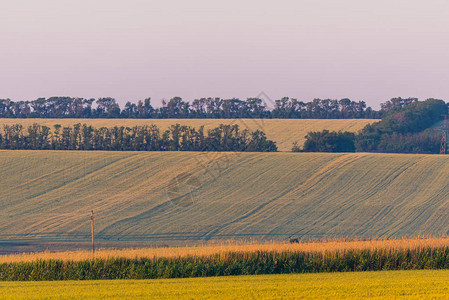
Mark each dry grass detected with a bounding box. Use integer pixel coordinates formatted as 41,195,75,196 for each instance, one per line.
2,236,449,264
0,118,376,151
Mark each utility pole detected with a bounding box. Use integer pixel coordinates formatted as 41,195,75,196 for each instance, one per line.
441,115,449,154
91,210,95,254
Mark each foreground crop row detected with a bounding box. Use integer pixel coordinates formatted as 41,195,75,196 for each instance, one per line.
2,270,449,299
3,246,449,281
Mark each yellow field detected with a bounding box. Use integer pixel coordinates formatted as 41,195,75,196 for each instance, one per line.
2,236,448,263
0,118,375,151
2,150,449,250
2,270,449,299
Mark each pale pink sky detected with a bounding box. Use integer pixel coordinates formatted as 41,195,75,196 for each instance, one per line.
1,0,448,108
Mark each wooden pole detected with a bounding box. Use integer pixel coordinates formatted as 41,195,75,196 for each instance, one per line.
91,210,95,254
441,115,448,154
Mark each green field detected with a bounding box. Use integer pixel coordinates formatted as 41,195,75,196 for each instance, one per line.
2,150,449,251
2,270,449,299
0,118,375,151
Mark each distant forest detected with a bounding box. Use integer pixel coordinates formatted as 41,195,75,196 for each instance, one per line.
0,123,277,152
296,98,448,154
0,96,409,119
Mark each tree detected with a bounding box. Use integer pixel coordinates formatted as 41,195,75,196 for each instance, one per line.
302,130,355,152
96,98,120,118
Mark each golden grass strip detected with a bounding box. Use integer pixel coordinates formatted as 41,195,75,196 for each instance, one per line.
2,236,449,264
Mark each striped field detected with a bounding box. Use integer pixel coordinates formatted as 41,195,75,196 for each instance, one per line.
0,118,376,151
2,150,449,250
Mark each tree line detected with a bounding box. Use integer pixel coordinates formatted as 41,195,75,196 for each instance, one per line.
0,96,391,119
295,98,447,154
0,123,277,152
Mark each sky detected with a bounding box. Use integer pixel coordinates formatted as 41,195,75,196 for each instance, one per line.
1,0,448,109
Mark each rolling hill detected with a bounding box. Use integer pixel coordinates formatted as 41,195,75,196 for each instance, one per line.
0,118,376,151
2,150,449,251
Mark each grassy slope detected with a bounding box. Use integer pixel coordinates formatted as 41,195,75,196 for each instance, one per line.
2,150,449,246
2,270,449,299
0,118,375,151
